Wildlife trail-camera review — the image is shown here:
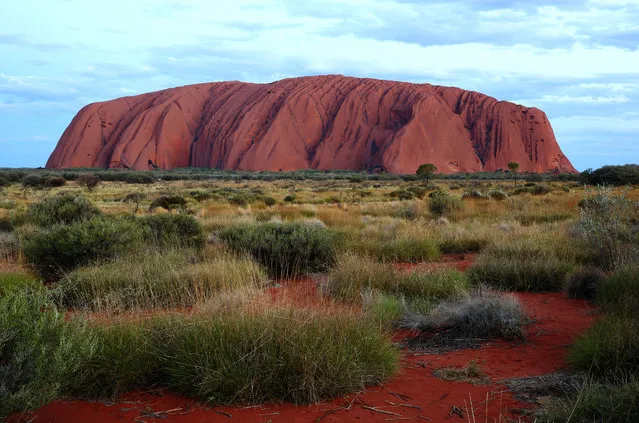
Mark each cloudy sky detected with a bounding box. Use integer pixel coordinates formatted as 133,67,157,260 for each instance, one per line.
1,0,638,170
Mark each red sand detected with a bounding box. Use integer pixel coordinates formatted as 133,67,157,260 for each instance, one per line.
10,257,597,423
395,254,477,273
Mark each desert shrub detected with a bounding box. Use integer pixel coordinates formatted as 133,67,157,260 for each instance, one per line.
469,256,574,292
404,288,528,340
137,213,205,250
122,192,146,203
392,202,419,220
428,190,462,216
569,316,639,380
575,186,639,270
77,173,101,191
218,222,337,278
283,194,297,202
71,307,398,405
581,164,639,186
57,250,266,311
149,194,187,211
530,184,550,195
362,293,404,327
21,216,144,280
326,254,468,303
515,212,572,226
0,290,88,417
406,186,428,199
597,263,639,317
188,190,211,202
0,177,10,187
24,194,102,227
389,189,416,200
43,176,66,188
564,266,606,300
227,194,249,207
263,196,277,206
488,189,508,201
542,377,639,423
462,190,486,199
122,173,154,184
21,174,45,188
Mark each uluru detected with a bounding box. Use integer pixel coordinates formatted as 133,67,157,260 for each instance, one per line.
46,75,576,174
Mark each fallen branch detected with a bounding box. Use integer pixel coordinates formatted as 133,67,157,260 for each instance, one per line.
214,411,232,418
361,406,402,417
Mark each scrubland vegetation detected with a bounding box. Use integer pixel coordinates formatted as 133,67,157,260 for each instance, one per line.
0,165,637,421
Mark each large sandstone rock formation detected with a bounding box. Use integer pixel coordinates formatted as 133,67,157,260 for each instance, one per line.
46,75,576,174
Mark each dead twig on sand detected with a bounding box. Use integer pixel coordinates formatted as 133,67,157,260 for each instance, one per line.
214,411,232,418
389,391,413,402
362,406,402,416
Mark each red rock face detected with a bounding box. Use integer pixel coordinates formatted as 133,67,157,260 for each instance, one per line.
46,75,576,174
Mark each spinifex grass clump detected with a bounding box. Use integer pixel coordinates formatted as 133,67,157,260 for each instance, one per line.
597,263,639,317
357,237,441,262
56,249,267,311
137,213,205,250
326,253,469,304
404,287,528,340
218,222,337,278
23,194,101,227
564,266,606,300
21,216,144,280
71,304,398,405
0,290,89,418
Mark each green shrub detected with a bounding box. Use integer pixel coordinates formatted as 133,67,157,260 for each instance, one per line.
0,290,88,417
228,194,249,207
218,222,337,278
569,316,639,380
597,263,639,317
0,176,10,187
43,176,66,188
24,194,102,227
428,190,462,216
564,266,605,301
0,272,40,296
263,196,277,207
530,184,550,195
21,174,45,188
406,186,428,199
581,164,639,186
488,189,508,201
78,173,101,191
137,213,205,250
149,194,187,211
389,190,416,201
57,250,266,311
283,194,297,202
21,216,144,280
469,256,574,292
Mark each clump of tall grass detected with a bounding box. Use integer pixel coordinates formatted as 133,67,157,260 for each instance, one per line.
23,194,101,227
428,190,463,216
597,263,639,317
0,290,89,418
564,266,606,300
326,254,468,303
541,377,639,423
217,222,337,278
70,303,398,405
0,272,39,296
0,231,20,262
137,213,205,250
402,287,528,340
56,249,267,311
568,316,639,380
355,237,441,262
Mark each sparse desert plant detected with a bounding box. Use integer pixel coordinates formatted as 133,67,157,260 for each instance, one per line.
564,266,606,300
122,192,147,212
21,216,144,280
56,250,266,311
352,236,441,263
218,222,337,278
0,231,20,262
488,189,508,201
78,173,101,191
21,174,45,189
24,194,102,227
569,316,639,380
403,287,528,340
137,213,205,250
0,290,89,418
263,196,277,206
43,176,66,188
575,186,639,270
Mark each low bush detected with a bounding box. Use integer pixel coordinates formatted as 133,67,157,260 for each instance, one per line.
405,288,528,340
57,250,266,311
149,194,187,211
263,196,277,207
24,194,102,227
283,194,297,202
137,213,205,250
597,263,639,317
468,255,574,292
21,174,45,188
569,316,639,380
564,266,605,300
488,189,508,201
21,216,144,280
0,290,88,418
428,190,462,216
78,173,101,191
0,176,10,187
0,272,40,296
218,222,337,278
43,176,66,188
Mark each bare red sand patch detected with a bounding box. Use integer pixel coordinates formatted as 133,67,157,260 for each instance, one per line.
395,253,477,273
10,292,596,423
